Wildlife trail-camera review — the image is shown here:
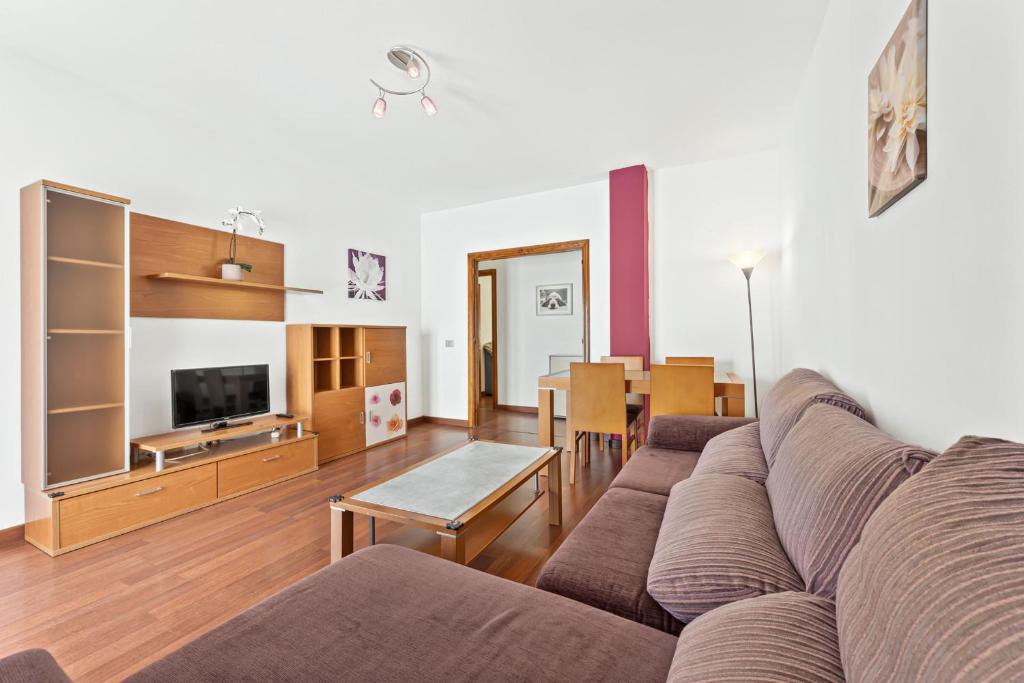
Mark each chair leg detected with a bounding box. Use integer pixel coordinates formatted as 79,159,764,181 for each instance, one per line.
569,432,578,485
598,433,604,451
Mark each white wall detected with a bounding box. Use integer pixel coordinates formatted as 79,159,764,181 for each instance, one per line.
651,151,783,416
481,252,584,408
0,51,422,528
779,0,1024,449
420,181,610,420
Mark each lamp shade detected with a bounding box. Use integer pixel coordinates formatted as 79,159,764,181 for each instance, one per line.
728,249,766,271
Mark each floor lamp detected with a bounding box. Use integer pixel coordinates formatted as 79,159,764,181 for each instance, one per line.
729,250,766,418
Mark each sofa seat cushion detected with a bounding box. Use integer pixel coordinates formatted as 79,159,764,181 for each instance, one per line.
690,422,768,484
759,368,867,468
646,415,757,452
766,403,934,598
609,446,700,496
0,649,71,683
537,487,682,634
647,474,803,623
129,544,677,683
668,592,844,683
837,436,1024,683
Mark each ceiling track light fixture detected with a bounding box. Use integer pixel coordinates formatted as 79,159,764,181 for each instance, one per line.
370,46,437,118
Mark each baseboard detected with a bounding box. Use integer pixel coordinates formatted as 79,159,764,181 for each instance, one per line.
0,524,24,545
411,416,470,428
497,404,538,414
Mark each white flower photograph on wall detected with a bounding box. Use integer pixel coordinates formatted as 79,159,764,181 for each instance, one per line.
348,249,386,301
868,0,927,217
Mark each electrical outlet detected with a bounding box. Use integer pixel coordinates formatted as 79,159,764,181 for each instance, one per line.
444,339,455,348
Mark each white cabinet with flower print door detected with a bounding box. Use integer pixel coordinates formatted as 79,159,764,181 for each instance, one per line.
364,382,407,446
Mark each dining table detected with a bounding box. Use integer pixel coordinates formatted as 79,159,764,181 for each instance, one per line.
536,368,746,457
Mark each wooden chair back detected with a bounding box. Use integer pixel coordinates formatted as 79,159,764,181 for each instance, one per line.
650,363,715,417
666,356,715,369
599,355,645,371
570,362,627,435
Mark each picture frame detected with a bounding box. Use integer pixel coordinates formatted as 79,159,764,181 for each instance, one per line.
347,249,386,301
536,284,572,316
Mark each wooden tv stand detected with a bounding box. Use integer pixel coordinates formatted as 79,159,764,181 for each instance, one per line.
24,415,316,556
132,414,309,471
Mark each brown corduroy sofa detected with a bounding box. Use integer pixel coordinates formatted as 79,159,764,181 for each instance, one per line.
3,369,1022,682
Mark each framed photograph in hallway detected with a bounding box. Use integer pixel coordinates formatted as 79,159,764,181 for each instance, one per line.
536,284,572,316
868,0,927,217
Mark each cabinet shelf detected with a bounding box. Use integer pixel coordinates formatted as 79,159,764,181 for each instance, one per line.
47,402,124,415
48,329,123,335
48,255,123,270
148,272,323,294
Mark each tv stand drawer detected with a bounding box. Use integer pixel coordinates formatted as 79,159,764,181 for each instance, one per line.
59,464,217,549
217,438,316,498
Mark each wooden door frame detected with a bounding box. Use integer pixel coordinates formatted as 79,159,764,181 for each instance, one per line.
477,269,498,409
467,239,590,431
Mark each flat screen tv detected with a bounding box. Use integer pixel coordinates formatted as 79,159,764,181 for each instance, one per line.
171,364,270,429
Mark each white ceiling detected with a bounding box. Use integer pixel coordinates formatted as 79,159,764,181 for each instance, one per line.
0,0,828,213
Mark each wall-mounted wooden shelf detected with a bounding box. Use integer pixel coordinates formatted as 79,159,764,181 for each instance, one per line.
147,272,322,294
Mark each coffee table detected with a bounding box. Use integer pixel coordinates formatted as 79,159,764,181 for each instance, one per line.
328,440,562,564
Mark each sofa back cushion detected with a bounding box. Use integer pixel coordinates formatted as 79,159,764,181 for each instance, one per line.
836,436,1024,682
766,403,934,597
690,422,767,484
647,474,803,622
759,368,866,468
667,592,844,683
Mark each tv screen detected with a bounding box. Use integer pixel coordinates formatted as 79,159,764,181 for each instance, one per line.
171,364,270,429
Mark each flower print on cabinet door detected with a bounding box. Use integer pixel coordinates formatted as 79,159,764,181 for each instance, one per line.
365,381,406,446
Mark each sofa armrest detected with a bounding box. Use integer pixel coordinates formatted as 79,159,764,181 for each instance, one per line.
646,415,758,452
0,649,71,683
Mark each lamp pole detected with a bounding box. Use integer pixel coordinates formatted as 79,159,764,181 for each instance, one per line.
742,267,759,418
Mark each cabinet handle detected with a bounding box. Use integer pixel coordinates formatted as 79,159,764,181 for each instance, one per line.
135,486,163,497
359,411,365,425
262,454,281,463
365,351,372,364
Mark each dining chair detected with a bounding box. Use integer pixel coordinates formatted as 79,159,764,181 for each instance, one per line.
665,356,715,369
598,356,646,451
569,362,644,484
650,363,715,417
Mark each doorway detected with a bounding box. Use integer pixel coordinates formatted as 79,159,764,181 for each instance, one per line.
467,240,590,436
478,268,498,410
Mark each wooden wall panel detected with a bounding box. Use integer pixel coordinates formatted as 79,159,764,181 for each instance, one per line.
130,212,285,320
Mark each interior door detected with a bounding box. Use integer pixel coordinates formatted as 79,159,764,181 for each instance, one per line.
365,382,407,446
364,327,406,386
312,387,365,463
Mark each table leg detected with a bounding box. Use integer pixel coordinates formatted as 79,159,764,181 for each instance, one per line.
547,457,562,527
438,532,466,564
330,508,353,563
538,389,555,447
369,516,375,545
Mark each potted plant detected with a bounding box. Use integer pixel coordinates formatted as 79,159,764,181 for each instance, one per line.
221,206,265,280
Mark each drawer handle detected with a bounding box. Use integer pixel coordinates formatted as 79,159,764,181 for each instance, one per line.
135,486,164,497
262,454,282,463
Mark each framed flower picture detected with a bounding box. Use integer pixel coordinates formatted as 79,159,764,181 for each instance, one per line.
348,249,386,301
536,284,572,316
868,0,927,217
